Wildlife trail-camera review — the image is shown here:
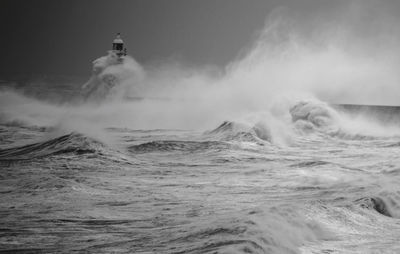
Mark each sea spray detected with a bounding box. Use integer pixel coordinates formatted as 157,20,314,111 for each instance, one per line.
2,1,400,140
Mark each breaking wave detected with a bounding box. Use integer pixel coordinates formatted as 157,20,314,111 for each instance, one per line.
290,101,339,130
290,100,400,139
205,121,269,143
202,100,400,147
81,52,144,103
0,133,105,161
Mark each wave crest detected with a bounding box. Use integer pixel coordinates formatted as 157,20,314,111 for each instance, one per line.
206,121,271,143
0,133,105,161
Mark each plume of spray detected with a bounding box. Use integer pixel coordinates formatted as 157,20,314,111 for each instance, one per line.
81,51,145,102
102,1,400,140
2,0,400,144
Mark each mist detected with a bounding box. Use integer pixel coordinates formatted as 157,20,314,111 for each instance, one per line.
2,0,400,141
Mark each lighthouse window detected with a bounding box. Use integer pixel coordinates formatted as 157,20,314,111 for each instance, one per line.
116,44,123,51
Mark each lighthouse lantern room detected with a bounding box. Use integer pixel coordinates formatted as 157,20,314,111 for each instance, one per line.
112,33,127,57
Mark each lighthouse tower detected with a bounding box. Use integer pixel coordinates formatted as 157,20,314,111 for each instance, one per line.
112,33,127,58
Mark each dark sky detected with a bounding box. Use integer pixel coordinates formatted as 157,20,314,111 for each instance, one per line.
0,0,386,77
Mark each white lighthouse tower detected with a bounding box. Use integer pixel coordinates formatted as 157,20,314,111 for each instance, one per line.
112,33,127,58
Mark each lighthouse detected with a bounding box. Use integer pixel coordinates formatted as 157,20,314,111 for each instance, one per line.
112,33,127,58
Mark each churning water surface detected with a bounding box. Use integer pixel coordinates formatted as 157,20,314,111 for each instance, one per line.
1,92,400,253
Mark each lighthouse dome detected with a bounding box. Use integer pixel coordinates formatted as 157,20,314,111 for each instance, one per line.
113,34,124,44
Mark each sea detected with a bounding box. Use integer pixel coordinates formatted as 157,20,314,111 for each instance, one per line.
1,71,400,254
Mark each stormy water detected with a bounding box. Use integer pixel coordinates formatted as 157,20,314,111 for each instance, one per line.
2,8,400,253
2,76,400,254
